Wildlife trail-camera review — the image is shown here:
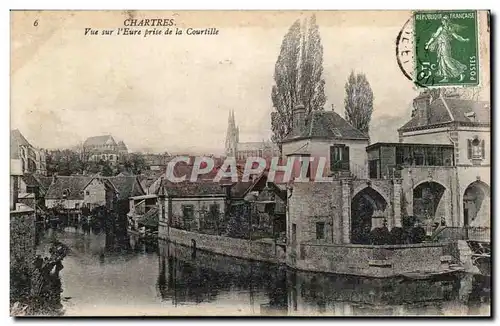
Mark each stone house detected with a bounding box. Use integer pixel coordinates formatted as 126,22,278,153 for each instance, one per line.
285,94,490,257
157,180,227,240
281,105,370,179
397,93,491,228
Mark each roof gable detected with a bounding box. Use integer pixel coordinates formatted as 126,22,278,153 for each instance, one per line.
399,97,490,132
83,135,117,147
282,111,369,143
105,176,145,200
46,176,93,200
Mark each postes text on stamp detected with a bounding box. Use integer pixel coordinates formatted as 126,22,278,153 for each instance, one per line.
414,10,479,88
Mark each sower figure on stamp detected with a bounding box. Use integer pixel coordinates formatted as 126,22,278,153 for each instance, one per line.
424,16,470,83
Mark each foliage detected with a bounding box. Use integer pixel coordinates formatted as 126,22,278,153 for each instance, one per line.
389,227,405,245
408,226,427,244
369,226,391,245
271,15,326,151
344,71,374,135
46,149,148,176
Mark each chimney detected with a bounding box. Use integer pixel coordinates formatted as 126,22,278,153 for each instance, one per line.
292,104,306,135
413,93,432,126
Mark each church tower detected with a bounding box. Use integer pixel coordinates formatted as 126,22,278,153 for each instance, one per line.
225,109,239,157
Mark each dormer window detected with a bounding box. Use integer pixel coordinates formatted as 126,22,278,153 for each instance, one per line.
467,136,485,161
62,188,70,198
465,111,476,122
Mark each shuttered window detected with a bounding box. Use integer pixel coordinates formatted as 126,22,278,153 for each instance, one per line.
330,145,350,171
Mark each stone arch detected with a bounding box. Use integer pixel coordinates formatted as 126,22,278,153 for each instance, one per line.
352,184,391,207
412,181,447,224
350,187,388,244
463,181,490,227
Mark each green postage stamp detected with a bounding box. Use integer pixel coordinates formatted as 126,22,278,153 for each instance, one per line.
413,10,479,87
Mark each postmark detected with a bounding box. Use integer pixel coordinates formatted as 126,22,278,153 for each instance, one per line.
413,10,479,88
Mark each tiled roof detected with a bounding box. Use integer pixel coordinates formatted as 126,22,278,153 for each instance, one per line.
83,135,116,147
282,111,369,143
45,176,93,200
104,176,145,200
444,98,490,124
161,180,226,197
138,169,165,190
399,97,490,132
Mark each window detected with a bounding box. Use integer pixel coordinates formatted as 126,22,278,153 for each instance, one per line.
369,160,379,179
292,223,297,244
316,222,325,240
182,205,195,230
330,145,350,171
75,203,80,209
468,137,485,160
85,190,90,195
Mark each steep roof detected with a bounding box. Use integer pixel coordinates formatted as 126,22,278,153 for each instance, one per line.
45,176,93,200
10,129,32,159
282,111,369,143
105,176,145,200
399,97,490,132
160,180,226,197
83,135,116,147
117,141,128,151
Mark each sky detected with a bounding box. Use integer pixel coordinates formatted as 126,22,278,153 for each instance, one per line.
10,10,487,155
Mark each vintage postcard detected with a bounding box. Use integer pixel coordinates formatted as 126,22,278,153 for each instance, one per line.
10,10,490,317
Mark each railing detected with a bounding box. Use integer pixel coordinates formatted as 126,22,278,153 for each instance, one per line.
431,226,490,242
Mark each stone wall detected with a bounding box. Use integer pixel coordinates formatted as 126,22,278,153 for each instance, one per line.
292,242,450,277
10,209,36,300
163,227,282,264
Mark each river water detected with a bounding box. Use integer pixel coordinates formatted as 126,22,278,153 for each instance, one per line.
36,227,490,316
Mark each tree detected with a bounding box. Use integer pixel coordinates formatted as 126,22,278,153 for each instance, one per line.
271,15,326,152
344,71,374,135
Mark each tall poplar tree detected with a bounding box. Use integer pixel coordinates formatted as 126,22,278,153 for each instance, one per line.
271,15,326,153
344,71,374,135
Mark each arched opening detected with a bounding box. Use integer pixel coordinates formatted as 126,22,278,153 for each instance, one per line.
463,181,490,227
351,187,387,244
413,182,446,223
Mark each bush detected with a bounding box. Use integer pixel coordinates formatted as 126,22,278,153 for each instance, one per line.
370,226,391,245
390,227,405,245
409,226,426,244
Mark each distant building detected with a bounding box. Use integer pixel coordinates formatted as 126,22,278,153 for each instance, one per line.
10,129,47,175
82,135,128,163
225,110,278,160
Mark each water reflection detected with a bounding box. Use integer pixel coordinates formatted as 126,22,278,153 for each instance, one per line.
36,228,490,316
157,241,490,316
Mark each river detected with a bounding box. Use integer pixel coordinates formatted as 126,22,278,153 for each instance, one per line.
36,227,491,316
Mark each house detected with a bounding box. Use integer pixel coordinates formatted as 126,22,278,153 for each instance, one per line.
157,179,227,240
10,129,47,175
45,176,118,213
105,175,146,217
281,104,370,179
397,93,491,228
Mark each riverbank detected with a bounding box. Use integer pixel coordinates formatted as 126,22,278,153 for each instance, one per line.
161,226,464,278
